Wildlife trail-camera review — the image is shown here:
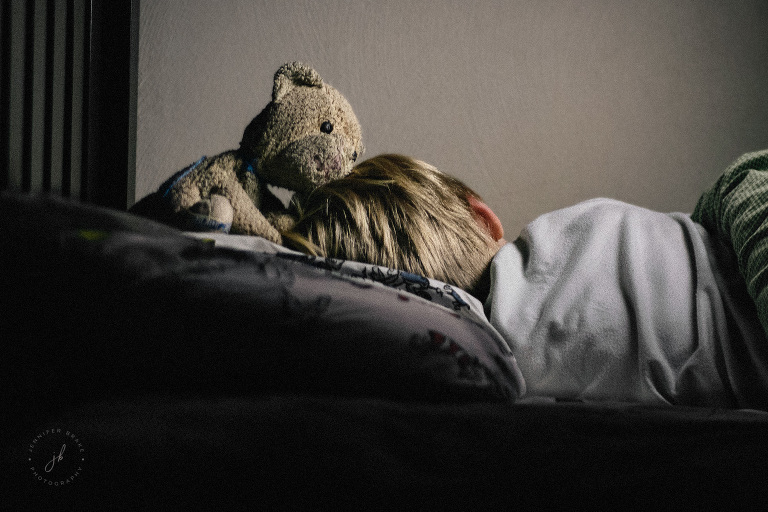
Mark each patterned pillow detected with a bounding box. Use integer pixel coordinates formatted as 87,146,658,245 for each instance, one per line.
4,192,525,403
183,232,526,400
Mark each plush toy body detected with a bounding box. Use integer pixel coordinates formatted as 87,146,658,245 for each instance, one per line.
131,62,363,243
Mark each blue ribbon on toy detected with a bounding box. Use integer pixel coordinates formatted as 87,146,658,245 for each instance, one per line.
160,156,207,199
244,156,265,183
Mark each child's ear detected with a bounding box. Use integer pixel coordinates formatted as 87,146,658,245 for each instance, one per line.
467,195,504,241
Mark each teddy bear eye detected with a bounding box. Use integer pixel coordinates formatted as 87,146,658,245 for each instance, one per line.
320,121,333,134
352,151,358,162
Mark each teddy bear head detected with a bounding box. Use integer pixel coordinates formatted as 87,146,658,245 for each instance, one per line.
239,62,364,196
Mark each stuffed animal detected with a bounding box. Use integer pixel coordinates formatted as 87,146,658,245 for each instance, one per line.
130,62,363,243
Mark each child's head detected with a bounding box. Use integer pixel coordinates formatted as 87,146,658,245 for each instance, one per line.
281,154,505,299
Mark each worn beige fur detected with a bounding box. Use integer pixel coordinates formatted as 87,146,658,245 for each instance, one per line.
137,62,363,243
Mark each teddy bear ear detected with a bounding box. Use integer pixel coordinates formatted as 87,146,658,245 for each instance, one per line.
272,62,324,103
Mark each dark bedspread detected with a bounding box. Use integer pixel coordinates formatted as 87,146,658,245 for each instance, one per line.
6,394,768,510
3,192,768,510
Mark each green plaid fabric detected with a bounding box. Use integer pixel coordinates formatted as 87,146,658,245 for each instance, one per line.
692,149,768,334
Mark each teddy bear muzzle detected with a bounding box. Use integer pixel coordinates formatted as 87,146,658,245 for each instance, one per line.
271,135,357,191
313,152,343,177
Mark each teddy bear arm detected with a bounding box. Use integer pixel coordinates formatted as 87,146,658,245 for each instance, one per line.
227,186,282,243
267,211,297,232
167,154,235,211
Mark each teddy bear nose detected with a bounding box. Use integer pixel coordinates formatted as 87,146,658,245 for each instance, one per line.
314,154,343,176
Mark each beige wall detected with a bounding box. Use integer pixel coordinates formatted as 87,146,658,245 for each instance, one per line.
137,0,768,235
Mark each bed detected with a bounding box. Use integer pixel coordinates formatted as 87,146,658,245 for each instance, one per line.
4,191,768,510
4,2,768,507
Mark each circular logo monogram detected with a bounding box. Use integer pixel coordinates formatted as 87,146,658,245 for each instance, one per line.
28,428,85,486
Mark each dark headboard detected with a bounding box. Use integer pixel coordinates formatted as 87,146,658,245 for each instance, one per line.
0,0,139,210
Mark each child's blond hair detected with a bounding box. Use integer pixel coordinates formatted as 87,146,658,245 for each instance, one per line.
281,154,499,297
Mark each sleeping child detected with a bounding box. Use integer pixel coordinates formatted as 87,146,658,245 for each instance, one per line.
281,151,768,410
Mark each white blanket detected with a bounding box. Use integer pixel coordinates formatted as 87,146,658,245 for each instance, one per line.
486,198,766,408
